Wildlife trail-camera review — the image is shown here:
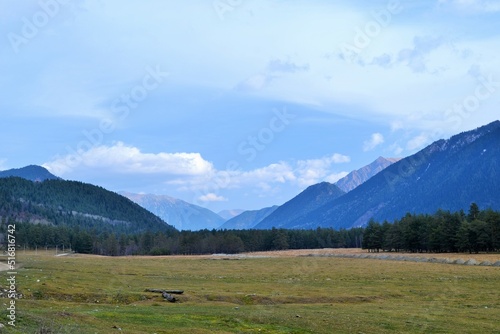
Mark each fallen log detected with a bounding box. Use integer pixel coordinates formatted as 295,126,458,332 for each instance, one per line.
145,289,184,294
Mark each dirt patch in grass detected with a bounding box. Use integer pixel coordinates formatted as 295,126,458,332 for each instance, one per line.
25,248,499,263
243,248,500,262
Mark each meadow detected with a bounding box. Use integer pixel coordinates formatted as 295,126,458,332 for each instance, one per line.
1,250,499,333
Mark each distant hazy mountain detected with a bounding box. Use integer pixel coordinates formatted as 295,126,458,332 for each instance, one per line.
282,120,500,229
255,182,345,229
120,192,225,231
219,206,279,230
0,165,60,182
0,177,173,233
218,209,245,221
335,157,400,192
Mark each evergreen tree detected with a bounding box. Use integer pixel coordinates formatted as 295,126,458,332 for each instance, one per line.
456,221,471,253
271,228,289,250
363,219,383,252
470,220,490,253
384,221,403,252
74,231,93,254
468,202,480,221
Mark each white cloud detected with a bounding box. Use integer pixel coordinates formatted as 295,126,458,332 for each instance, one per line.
167,153,351,192
167,161,295,200
43,142,215,176
237,154,351,189
330,153,351,163
41,141,352,207
363,133,385,151
240,163,296,185
198,193,227,202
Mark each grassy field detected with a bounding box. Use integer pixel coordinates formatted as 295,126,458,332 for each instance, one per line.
1,250,499,333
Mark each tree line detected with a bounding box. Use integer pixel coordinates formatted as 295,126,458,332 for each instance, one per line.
363,203,500,253
2,203,499,256
0,218,363,255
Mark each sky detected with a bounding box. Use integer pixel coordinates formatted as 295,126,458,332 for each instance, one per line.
1,0,500,212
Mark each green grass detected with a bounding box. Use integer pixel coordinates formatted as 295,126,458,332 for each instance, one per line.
1,252,499,333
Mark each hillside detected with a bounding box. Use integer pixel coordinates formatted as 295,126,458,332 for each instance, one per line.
0,177,175,234
0,165,60,182
255,182,345,229
120,192,225,231
286,120,500,229
219,206,279,230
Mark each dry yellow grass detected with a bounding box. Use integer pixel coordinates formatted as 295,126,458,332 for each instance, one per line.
243,248,500,262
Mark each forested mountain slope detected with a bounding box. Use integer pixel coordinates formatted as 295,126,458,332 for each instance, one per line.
0,177,175,234
256,182,345,229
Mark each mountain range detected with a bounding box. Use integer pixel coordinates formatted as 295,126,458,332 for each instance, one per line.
219,156,400,230
262,120,500,229
120,153,400,231
2,120,498,232
219,205,279,230
0,156,407,231
120,192,225,231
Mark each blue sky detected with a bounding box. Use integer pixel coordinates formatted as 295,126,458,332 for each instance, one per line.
1,0,499,212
